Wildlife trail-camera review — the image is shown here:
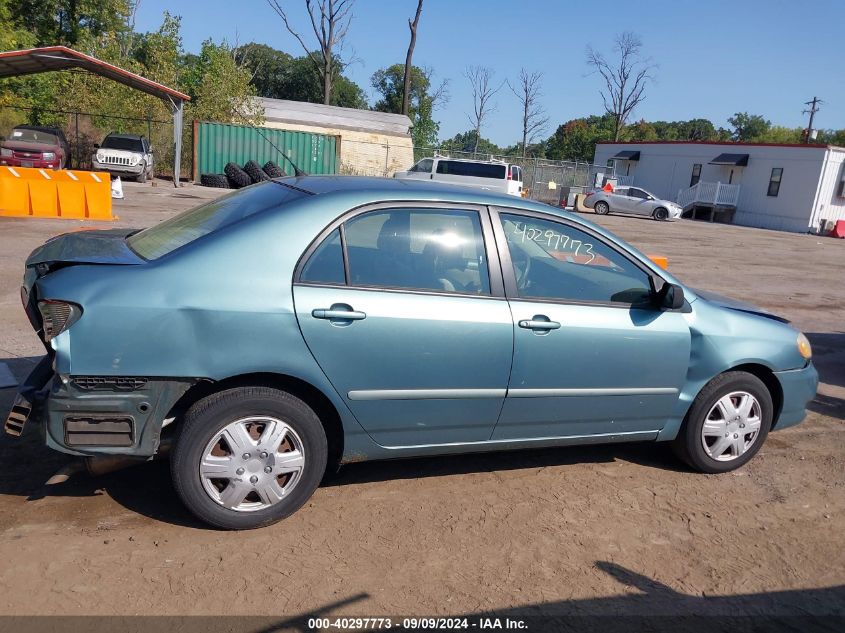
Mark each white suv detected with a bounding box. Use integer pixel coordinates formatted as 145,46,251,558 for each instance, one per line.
92,133,154,183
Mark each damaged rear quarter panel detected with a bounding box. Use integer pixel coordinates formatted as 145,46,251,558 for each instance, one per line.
35,194,375,457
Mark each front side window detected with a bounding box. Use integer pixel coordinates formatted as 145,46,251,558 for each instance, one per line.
409,158,433,173
342,208,491,295
690,164,702,186
767,168,783,197
500,213,653,305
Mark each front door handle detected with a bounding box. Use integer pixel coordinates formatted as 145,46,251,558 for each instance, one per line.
518,315,561,332
312,306,366,321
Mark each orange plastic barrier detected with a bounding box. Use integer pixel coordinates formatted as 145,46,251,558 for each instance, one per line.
0,166,113,220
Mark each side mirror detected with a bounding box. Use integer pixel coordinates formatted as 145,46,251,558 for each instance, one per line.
93,143,100,149
654,282,684,310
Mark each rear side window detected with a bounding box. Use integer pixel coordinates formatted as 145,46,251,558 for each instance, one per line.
300,208,491,295
436,161,507,179
127,182,307,260
300,228,345,284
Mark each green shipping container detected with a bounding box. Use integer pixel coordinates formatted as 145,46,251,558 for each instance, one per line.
194,121,338,179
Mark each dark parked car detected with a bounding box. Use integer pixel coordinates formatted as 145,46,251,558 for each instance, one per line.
5,177,818,529
0,125,70,170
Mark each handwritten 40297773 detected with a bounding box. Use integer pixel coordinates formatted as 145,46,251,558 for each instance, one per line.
511,222,596,264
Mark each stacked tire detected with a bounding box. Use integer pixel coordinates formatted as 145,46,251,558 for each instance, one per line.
263,161,284,178
199,173,229,189
199,159,287,189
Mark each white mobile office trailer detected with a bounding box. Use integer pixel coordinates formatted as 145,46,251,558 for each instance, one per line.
594,141,845,233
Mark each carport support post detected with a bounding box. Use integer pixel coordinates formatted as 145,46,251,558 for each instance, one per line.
172,98,184,188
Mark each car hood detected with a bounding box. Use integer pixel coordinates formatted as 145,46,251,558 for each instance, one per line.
2,140,60,153
693,288,789,323
26,228,145,267
97,148,143,157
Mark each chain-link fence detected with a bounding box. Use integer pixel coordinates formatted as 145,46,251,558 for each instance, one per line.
0,105,188,180
413,147,615,206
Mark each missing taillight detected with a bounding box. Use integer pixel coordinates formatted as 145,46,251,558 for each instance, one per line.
38,300,82,342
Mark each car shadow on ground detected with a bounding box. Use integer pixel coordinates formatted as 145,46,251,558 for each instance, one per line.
251,563,845,631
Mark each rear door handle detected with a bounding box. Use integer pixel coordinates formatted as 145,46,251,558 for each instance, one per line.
518,316,561,331
312,306,366,321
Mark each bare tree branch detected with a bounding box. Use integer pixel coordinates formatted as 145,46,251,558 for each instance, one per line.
265,0,356,105
464,65,504,153
508,68,548,158
586,32,656,141
402,0,424,117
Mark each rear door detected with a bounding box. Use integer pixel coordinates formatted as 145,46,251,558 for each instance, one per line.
293,203,513,447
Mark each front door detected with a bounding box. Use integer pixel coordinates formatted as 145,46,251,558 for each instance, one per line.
491,210,691,440
293,205,513,447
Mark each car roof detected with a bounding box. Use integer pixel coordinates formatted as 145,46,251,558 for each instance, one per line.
13,125,61,134
104,133,144,140
278,175,530,205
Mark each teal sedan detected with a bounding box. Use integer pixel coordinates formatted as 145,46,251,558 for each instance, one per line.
5,177,818,529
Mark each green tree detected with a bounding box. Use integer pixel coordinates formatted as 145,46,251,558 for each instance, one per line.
235,42,293,99
545,114,614,162
9,0,131,46
371,63,445,147
439,130,501,155
728,112,771,142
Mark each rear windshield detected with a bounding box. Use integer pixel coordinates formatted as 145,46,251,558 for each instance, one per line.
10,128,58,144
101,136,144,151
127,182,308,260
436,160,507,179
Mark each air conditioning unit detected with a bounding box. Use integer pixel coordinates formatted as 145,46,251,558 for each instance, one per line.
819,219,836,234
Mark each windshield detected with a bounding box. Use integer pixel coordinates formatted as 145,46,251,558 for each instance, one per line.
127,182,308,260
101,136,144,151
10,128,58,144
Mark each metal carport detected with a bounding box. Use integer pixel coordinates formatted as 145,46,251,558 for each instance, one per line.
0,45,189,187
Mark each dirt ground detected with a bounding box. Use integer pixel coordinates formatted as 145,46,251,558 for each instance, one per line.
0,181,843,621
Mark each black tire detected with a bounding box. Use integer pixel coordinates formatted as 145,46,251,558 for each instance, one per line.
594,200,610,215
672,371,773,474
172,386,328,530
200,173,230,189
653,207,669,221
263,160,285,178
244,159,270,184
136,163,147,183
224,162,251,189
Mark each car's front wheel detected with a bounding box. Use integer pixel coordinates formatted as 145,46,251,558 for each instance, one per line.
673,371,772,473
137,162,147,183
171,386,327,529
594,201,610,215
653,207,669,221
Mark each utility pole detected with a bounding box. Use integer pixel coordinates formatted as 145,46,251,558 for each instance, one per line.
803,96,822,143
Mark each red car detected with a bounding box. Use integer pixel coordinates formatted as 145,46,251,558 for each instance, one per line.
0,125,70,170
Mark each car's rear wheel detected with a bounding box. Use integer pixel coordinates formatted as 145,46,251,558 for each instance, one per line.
171,386,327,529
673,371,772,474
594,201,610,215
653,207,669,221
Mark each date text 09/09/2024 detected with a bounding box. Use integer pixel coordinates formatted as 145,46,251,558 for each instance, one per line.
307,617,528,630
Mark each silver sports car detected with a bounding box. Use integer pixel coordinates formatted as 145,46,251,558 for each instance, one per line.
584,186,683,221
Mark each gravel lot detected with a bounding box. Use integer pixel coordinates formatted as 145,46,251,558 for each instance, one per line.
0,181,843,620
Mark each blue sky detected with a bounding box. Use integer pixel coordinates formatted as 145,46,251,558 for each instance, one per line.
135,0,845,146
